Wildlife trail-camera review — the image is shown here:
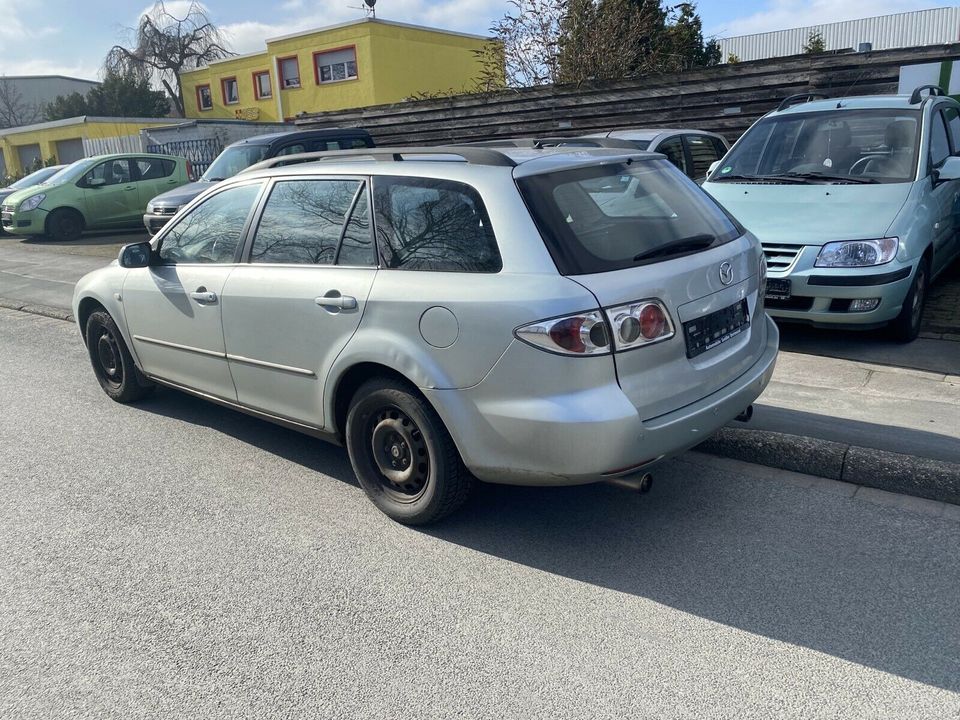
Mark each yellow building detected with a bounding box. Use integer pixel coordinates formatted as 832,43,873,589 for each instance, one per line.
181,18,495,122
0,116,181,178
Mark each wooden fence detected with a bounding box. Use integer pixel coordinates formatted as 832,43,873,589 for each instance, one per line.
295,43,960,145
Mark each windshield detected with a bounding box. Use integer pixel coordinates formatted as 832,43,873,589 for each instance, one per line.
710,109,921,184
8,166,63,189
43,159,96,186
518,158,742,275
201,145,270,181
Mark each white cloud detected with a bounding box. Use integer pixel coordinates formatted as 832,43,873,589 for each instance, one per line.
0,0,59,41
711,0,941,38
219,0,500,55
0,57,100,80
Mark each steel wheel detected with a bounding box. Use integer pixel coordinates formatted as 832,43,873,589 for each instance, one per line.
368,405,431,502
93,327,124,391
84,309,154,403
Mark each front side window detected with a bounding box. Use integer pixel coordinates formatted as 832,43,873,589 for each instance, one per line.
373,177,501,272
254,71,272,99
518,159,742,275
279,57,301,88
82,159,132,187
315,47,358,84
686,135,723,178
711,109,921,183
250,179,368,265
222,77,239,105
200,145,269,181
929,112,952,170
158,183,263,264
196,85,212,111
275,144,306,157
656,137,688,175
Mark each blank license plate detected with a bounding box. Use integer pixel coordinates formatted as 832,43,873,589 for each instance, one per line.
765,278,791,300
683,300,750,359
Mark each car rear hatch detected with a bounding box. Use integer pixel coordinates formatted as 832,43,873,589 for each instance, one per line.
517,155,766,420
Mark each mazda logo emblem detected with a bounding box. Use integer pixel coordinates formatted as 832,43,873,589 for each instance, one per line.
719,261,734,285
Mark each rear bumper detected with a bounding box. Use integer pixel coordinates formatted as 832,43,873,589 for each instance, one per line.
424,316,779,486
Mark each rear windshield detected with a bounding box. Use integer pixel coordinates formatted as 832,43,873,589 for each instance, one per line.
518,158,742,275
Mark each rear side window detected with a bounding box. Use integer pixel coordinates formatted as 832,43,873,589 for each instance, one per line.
655,136,687,174
250,179,372,265
518,159,742,275
373,176,501,272
136,157,175,180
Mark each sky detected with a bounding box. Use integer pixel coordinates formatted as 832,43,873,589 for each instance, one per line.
1,0,959,81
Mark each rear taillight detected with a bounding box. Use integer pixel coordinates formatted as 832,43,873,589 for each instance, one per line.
186,160,194,181
606,300,674,351
515,311,611,356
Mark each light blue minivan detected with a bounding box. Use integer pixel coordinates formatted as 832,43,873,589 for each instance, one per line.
703,86,960,341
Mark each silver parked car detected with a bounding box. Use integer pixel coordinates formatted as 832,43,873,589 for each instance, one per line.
73,147,778,524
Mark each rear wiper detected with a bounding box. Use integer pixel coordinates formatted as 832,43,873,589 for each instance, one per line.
633,234,715,262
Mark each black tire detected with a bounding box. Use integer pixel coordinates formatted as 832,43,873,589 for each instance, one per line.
889,257,929,343
85,310,154,402
44,208,84,242
345,377,473,525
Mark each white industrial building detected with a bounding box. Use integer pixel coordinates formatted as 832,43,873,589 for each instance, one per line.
717,7,960,63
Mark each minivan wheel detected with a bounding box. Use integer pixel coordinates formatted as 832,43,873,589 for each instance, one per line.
45,208,84,242
890,257,929,343
85,310,154,403
345,378,473,525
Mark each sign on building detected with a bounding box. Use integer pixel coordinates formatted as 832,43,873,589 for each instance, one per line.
898,61,960,99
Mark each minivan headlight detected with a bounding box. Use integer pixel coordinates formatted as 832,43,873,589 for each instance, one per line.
18,193,45,212
815,238,898,267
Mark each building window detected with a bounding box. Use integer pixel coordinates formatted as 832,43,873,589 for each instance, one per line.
221,77,239,105
196,84,212,111
279,56,301,88
314,47,358,84
253,70,272,100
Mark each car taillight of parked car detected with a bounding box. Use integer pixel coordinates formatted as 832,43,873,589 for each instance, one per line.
515,300,674,356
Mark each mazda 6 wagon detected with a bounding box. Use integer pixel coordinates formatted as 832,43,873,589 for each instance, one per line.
73,146,778,524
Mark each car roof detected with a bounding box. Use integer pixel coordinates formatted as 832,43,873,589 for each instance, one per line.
81,153,183,162
228,127,371,147
238,146,663,181
770,93,960,117
586,128,722,141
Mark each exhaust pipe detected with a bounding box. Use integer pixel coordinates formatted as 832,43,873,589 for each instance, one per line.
734,405,753,423
606,473,653,494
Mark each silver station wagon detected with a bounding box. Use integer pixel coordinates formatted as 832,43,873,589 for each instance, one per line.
73,147,779,524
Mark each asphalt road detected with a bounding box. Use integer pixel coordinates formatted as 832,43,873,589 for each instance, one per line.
1,309,959,718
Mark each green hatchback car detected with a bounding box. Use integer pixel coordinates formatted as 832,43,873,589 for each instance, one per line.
1,153,189,241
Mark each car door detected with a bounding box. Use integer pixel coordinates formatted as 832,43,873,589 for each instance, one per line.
927,108,959,275
121,180,265,400
133,156,182,211
80,158,139,226
220,176,377,427
939,106,960,267
651,136,689,177
683,134,726,183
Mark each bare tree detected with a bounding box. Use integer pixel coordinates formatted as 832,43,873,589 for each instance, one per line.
0,77,41,128
489,0,565,87
104,1,232,117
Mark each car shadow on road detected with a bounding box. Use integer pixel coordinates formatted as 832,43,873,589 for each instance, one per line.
135,386,359,488
424,458,960,694
130,386,960,694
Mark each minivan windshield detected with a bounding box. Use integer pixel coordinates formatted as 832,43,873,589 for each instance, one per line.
201,145,270,181
710,109,921,184
518,158,742,275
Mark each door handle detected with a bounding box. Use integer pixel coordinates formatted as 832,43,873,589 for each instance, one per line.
190,289,217,303
315,292,357,310
124,185,136,191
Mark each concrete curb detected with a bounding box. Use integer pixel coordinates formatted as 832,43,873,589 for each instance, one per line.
698,427,960,506
0,297,73,323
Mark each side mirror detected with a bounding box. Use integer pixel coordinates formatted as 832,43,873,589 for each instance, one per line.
708,160,721,177
934,155,960,183
86,177,106,188
119,241,152,268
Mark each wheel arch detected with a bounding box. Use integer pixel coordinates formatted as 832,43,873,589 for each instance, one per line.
330,362,425,440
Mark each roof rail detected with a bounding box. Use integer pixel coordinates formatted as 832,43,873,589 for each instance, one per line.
240,146,517,174
777,93,829,112
461,136,639,150
909,84,946,104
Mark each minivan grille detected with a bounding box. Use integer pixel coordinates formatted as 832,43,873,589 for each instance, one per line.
762,243,803,272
